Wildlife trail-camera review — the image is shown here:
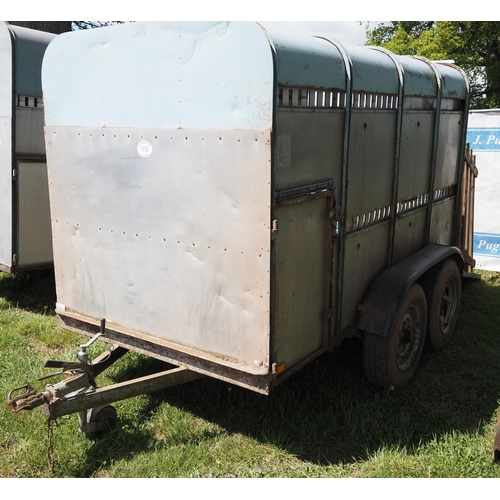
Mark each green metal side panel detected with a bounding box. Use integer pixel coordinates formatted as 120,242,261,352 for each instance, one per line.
341,223,391,330
268,28,347,91
274,109,344,192
346,111,397,220
273,193,332,369
392,209,427,265
17,161,53,268
10,24,54,97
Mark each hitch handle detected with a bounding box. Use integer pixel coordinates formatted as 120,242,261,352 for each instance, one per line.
77,318,105,363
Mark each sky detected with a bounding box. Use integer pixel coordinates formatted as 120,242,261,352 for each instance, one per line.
2,1,470,35
4,2,372,47
258,21,370,46
4,1,376,47
7,1,500,47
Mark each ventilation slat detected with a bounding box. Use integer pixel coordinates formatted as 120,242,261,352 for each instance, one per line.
17,95,43,109
278,87,398,110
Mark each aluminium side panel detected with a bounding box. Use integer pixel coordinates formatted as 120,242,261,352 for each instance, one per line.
43,22,274,384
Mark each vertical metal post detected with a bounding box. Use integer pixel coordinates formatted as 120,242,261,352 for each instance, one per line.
7,24,18,272
263,29,279,363
449,64,471,248
367,47,405,267
412,57,443,245
316,36,352,345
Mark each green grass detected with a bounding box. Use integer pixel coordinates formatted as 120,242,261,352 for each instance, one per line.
1,269,500,477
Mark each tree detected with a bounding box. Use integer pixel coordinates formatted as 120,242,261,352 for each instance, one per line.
366,21,500,110
7,21,124,35
7,21,72,34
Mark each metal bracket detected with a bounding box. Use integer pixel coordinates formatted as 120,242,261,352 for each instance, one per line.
271,219,279,235
275,180,335,201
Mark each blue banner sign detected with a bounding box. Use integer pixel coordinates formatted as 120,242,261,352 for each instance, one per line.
467,128,500,151
474,232,500,257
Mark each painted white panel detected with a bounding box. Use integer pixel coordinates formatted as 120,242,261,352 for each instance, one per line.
43,22,274,131
0,23,13,268
47,127,271,369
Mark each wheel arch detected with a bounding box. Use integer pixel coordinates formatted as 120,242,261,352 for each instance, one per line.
357,244,464,338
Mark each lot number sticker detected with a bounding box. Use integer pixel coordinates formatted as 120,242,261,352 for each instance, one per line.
137,140,153,158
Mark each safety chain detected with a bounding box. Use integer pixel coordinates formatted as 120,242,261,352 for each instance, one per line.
47,417,56,472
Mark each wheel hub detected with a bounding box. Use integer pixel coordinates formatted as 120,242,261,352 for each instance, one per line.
439,278,457,334
397,305,422,371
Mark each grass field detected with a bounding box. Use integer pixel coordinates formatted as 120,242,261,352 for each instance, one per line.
1,268,500,478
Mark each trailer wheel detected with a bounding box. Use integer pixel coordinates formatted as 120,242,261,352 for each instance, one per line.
420,258,461,351
84,404,117,439
363,283,427,389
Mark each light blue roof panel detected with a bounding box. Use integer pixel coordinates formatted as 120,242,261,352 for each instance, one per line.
0,23,12,118
43,22,274,130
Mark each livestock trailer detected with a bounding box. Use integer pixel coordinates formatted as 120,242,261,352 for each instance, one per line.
0,22,55,273
8,22,476,436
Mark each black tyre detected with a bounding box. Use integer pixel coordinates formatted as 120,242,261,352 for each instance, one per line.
363,283,427,389
420,258,461,351
83,404,117,439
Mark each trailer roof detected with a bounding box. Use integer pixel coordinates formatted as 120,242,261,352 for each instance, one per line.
0,23,13,118
1,23,55,97
43,22,274,130
42,21,469,131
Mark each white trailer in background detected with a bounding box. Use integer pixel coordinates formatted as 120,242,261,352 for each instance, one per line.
0,22,55,273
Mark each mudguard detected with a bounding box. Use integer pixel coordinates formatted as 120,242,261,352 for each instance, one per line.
357,244,464,338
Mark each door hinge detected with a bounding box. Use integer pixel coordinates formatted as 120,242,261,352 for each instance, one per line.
12,254,17,266
12,169,17,181
271,219,279,235
329,205,342,223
